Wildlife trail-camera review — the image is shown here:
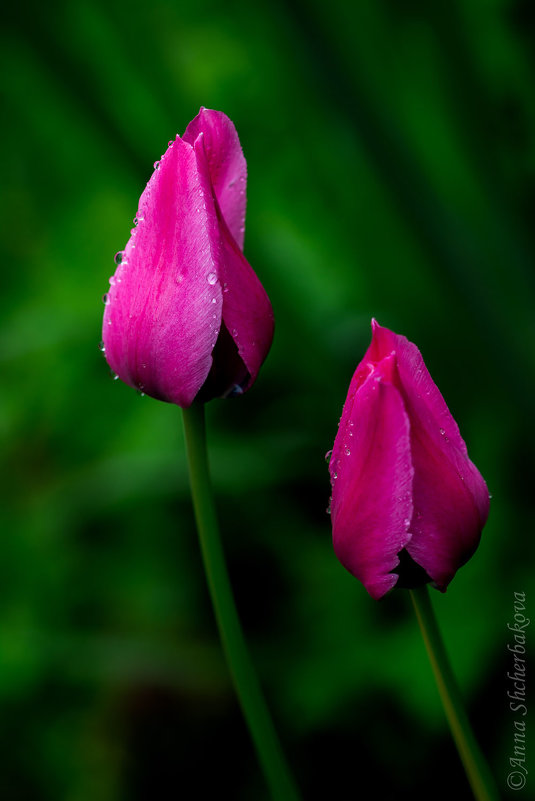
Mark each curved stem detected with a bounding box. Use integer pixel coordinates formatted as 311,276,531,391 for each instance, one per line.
182,403,301,801
409,586,500,801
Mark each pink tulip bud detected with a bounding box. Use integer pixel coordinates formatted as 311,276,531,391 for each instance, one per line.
328,320,490,600
102,108,274,407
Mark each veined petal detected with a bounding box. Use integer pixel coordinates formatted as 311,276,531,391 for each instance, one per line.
330,355,414,600
388,327,490,589
183,108,247,250
103,136,223,408
193,135,274,394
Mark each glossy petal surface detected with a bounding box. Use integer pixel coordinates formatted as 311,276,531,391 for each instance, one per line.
102,109,273,407
329,320,490,598
391,325,490,588
330,354,414,600
183,108,247,250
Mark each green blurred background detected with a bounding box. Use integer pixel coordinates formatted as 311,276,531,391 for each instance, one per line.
1,0,534,798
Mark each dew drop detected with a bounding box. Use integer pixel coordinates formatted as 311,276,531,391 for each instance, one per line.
403,518,411,528
110,369,119,381
225,383,245,398
109,276,116,286
344,446,351,456
333,472,338,480
98,341,105,352
324,449,333,463
207,273,217,285
114,251,123,265
212,297,217,303
326,497,332,515
102,293,110,305
439,428,446,435
154,160,160,170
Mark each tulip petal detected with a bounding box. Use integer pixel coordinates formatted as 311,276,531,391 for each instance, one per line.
103,136,223,408
193,135,274,393
330,355,414,600
183,108,247,250
373,322,490,589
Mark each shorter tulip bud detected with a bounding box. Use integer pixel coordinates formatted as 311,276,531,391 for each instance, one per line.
328,320,490,600
102,108,274,407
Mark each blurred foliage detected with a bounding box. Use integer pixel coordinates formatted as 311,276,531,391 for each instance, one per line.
1,0,534,798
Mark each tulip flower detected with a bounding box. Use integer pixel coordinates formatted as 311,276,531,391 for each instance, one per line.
328,320,490,600
102,108,274,407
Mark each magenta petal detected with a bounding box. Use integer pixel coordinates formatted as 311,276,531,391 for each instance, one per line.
193,135,274,392
329,320,490,598
183,108,247,250
330,355,414,600
103,136,223,408
388,327,490,589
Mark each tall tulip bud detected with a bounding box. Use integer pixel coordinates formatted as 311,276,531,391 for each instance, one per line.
328,320,490,600
102,108,274,407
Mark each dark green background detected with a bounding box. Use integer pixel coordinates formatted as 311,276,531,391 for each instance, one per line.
1,0,534,798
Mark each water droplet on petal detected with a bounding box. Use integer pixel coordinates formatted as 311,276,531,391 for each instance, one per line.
207,273,217,285
439,428,446,435
102,293,109,305
212,297,217,303
154,160,160,170
403,518,411,528
114,251,123,265
98,341,105,352
225,384,244,398
326,497,332,515
109,369,119,380
344,446,351,456
109,276,116,286
333,472,338,480
324,449,333,463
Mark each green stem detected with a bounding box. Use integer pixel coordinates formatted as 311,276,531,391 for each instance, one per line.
182,403,301,801
409,586,500,801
